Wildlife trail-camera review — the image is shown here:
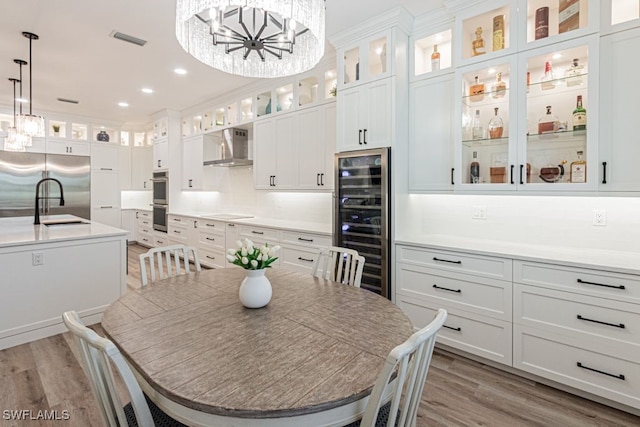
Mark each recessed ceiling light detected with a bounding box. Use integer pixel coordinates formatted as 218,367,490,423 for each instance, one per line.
552,53,563,60
174,68,187,75
16,98,29,103
118,102,129,107
141,88,154,94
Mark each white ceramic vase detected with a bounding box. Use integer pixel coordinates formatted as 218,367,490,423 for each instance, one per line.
239,269,272,309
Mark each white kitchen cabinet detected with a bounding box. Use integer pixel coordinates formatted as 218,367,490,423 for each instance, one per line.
337,29,393,89
119,145,132,190
136,210,153,247
182,135,204,190
336,78,393,152
598,26,640,191
297,104,335,190
91,169,120,228
120,210,136,241
225,223,240,267
46,139,90,156
409,74,454,191
279,230,332,273
91,206,121,228
253,114,296,189
91,143,119,171
197,218,226,269
131,146,153,190
153,138,169,170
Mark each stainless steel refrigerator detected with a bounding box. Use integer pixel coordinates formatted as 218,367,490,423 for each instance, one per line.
334,147,390,298
0,151,90,220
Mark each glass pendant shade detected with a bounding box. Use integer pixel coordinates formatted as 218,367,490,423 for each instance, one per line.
17,113,44,140
4,127,30,152
175,0,325,78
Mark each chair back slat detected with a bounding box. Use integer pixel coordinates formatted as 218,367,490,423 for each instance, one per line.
360,309,447,427
62,311,155,427
139,244,201,286
311,246,365,288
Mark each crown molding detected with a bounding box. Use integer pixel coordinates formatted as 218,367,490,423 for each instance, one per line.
412,7,455,34
328,5,414,49
443,0,486,15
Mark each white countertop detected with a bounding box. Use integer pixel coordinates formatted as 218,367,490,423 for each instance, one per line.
0,215,127,249
396,234,640,275
169,211,332,235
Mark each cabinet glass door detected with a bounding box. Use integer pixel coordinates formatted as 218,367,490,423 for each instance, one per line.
460,3,512,62
413,29,453,77
459,61,513,187
524,43,589,186
368,36,388,79
525,0,589,43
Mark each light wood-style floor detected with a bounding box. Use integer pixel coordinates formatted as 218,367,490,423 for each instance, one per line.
1,244,638,427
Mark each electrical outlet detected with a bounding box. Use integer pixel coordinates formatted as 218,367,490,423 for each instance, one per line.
32,252,44,266
593,209,607,226
472,205,487,220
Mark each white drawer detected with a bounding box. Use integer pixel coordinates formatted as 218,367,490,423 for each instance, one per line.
138,218,152,228
198,247,225,269
280,246,319,273
168,227,188,244
138,234,153,247
397,263,511,321
154,235,168,247
398,297,512,365
514,326,640,409
138,225,153,235
198,219,225,235
239,225,279,243
514,260,640,304
168,215,189,227
514,284,640,348
280,230,331,248
198,231,225,251
137,210,151,219
397,245,512,281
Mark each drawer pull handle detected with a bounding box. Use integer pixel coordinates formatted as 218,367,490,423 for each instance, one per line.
206,224,215,227
433,257,461,265
433,284,461,293
173,218,181,221
443,325,461,332
206,237,215,241
577,315,625,329
206,255,215,260
298,237,314,242
174,230,181,234
577,278,625,290
298,257,314,263
252,231,264,235
576,362,625,381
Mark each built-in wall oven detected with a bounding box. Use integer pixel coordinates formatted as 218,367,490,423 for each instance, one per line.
152,171,168,232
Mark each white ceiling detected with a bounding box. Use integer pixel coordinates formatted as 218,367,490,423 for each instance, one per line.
0,0,443,126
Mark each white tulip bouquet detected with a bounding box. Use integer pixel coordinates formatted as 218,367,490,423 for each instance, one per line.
227,239,280,270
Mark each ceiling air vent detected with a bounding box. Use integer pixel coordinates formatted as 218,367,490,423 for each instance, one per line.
110,31,147,47
57,97,79,104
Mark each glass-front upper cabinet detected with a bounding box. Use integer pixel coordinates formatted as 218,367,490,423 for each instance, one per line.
298,76,319,107
240,97,253,122
338,30,392,88
455,55,517,189
523,0,595,46
256,91,271,118
456,1,517,66
412,29,453,80
92,126,118,144
519,35,598,190
120,131,130,146
325,69,337,99
602,0,640,34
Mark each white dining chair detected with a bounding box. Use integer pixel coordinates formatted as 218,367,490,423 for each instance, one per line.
139,244,201,286
311,246,365,287
348,308,448,427
62,310,185,427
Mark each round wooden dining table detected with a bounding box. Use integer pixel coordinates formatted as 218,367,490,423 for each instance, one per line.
101,267,414,427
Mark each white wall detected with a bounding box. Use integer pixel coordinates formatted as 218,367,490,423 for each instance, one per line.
176,167,333,225
397,194,640,253
121,191,152,210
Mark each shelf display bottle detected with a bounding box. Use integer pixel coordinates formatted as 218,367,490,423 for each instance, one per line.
559,0,580,34
431,44,441,71
538,106,559,134
535,7,549,40
472,110,484,140
570,150,586,183
470,151,480,183
540,61,556,90
565,58,585,87
488,107,504,138
472,27,486,56
491,72,507,98
469,76,485,102
493,15,505,51
572,95,587,131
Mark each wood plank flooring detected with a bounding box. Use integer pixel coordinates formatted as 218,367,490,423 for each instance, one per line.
0,243,638,426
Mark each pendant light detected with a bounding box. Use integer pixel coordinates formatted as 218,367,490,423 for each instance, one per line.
4,77,29,152
16,31,45,138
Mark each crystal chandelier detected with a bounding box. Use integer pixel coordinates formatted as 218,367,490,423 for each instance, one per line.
4,77,30,152
17,32,45,138
175,0,325,78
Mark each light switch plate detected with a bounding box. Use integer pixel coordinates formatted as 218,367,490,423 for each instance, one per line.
472,205,487,220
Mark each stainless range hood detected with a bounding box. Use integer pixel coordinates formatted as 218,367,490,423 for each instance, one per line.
203,128,252,167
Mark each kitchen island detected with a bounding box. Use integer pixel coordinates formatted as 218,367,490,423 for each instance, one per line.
0,215,127,350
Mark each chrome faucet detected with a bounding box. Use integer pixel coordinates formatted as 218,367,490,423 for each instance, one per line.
34,178,65,225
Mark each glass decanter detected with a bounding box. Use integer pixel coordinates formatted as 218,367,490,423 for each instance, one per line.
565,58,585,87
537,105,559,134
488,107,504,139
491,72,507,99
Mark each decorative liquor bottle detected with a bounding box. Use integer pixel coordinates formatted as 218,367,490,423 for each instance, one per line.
565,58,585,87
493,15,505,51
491,72,507,99
538,106,559,134
570,150,587,183
469,76,485,102
535,7,549,40
472,110,484,140
559,0,580,34
540,61,556,90
470,151,480,183
472,27,486,56
431,44,440,71
572,95,587,131
488,107,504,139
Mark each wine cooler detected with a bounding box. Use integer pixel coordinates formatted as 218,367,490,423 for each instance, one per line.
334,148,390,298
